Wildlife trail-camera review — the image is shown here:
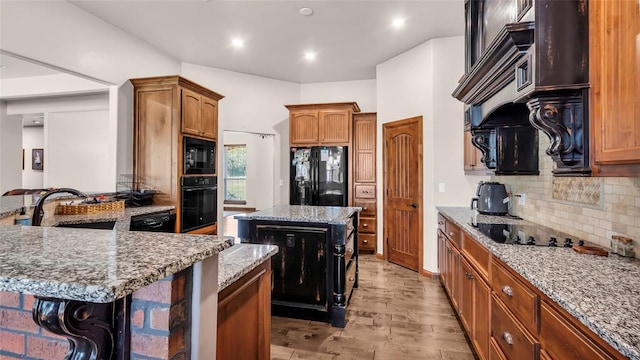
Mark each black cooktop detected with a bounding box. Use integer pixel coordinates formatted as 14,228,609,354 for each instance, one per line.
470,222,588,247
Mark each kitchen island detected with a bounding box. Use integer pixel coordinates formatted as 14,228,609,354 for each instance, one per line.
235,205,360,327
438,207,640,360
0,195,278,359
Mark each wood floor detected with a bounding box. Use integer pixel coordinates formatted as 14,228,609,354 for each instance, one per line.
270,255,475,360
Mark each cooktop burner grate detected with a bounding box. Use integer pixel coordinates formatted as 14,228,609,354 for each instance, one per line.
470,222,589,247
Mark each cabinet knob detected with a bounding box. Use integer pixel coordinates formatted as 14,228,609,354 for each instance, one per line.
363,224,368,227
363,207,368,211
347,248,353,253
363,239,368,244
449,232,455,237
502,332,514,345
501,285,514,297
438,221,444,225
348,226,353,231
348,277,355,282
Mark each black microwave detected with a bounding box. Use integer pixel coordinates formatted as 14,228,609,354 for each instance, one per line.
184,137,215,174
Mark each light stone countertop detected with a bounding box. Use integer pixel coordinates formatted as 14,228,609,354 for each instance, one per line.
438,206,640,360
235,204,361,225
217,243,278,292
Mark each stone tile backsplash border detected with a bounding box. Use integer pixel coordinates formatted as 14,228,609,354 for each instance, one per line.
492,136,640,258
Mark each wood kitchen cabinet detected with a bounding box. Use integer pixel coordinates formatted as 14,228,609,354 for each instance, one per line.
589,0,640,176
353,113,377,253
182,88,219,139
131,75,224,232
286,102,360,146
217,260,271,360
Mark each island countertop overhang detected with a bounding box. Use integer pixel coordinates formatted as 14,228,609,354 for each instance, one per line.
235,204,361,224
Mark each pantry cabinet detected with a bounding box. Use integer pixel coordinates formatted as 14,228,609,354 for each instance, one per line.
589,0,640,176
353,113,377,253
286,103,360,146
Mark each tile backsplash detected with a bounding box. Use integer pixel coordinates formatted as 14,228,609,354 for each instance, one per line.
492,136,640,258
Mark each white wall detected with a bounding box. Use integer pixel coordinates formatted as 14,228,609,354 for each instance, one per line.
181,62,300,206
300,79,377,112
377,36,485,273
223,131,275,210
0,1,181,85
22,126,44,189
0,101,23,194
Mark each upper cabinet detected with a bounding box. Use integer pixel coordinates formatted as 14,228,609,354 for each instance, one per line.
589,0,640,176
181,88,219,139
286,103,360,146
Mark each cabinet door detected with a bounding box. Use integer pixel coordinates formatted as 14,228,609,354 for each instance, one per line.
473,270,491,360
447,241,460,309
591,0,640,168
354,116,376,182
201,95,218,139
290,110,319,145
459,258,474,334
182,88,202,136
319,109,350,144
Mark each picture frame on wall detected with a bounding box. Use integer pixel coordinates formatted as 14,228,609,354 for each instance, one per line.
32,149,44,171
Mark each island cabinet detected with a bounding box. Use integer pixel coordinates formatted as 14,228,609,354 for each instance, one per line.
353,112,377,252
235,205,360,328
131,75,223,234
437,212,628,360
286,102,360,146
217,260,272,360
589,0,640,176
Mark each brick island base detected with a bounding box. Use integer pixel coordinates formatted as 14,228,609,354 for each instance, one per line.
0,269,192,360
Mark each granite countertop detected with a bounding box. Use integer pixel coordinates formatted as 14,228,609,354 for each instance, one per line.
217,243,278,292
235,204,361,225
438,206,640,360
46,205,176,232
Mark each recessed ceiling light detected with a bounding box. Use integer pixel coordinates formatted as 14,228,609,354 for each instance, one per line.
231,38,244,48
392,18,406,28
33,120,41,125
304,52,316,61
299,7,313,16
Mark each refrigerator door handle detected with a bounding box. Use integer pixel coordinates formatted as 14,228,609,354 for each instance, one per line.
312,150,318,204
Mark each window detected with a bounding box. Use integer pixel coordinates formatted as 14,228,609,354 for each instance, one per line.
224,145,247,204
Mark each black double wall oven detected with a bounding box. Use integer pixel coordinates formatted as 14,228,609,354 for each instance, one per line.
181,136,217,233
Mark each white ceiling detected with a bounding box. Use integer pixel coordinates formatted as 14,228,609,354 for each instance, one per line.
68,0,465,84
0,54,61,79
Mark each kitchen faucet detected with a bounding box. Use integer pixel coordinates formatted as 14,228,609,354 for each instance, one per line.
31,188,86,226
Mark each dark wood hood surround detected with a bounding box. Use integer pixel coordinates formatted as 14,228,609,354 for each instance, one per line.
453,0,590,176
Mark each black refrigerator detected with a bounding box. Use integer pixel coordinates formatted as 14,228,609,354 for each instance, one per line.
290,146,348,206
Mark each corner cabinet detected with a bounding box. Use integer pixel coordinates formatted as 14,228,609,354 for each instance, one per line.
286,103,360,146
131,75,224,233
589,0,640,176
353,113,377,253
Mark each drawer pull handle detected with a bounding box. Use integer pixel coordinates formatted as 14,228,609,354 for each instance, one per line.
502,332,514,345
502,285,514,297
349,277,355,282
363,207,368,211
438,221,444,225
449,232,455,237
363,239,368,244
363,224,368,227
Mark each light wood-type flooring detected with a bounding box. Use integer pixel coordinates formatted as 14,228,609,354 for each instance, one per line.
270,255,475,360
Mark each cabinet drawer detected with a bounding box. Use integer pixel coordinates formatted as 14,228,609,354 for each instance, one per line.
492,294,539,360
358,217,376,233
490,337,508,360
355,185,375,199
359,233,375,251
354,200,376,217
491,258,539,334
445,219,460,242
345,232,355,264
540,301,613,360
438,214,447,234
345,216,355,237
345,259,357,303
461,231,489,279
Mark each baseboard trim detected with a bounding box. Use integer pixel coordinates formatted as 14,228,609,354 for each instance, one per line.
223,206,256,212
375,253,384,260
420,269,440,279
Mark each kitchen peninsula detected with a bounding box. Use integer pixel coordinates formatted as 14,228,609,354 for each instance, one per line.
0,195,276,359
235,205,360,327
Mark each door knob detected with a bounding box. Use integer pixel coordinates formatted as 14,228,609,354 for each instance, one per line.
409,203,418,209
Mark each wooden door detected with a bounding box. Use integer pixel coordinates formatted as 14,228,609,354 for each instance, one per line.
319,109,350,144
591,0,640,170
201,96,218,139
290,110,319,145
182,88,202,136
383,116,422,271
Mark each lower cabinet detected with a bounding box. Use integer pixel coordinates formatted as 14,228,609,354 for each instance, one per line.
437,212,627,360
217,261,271,360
